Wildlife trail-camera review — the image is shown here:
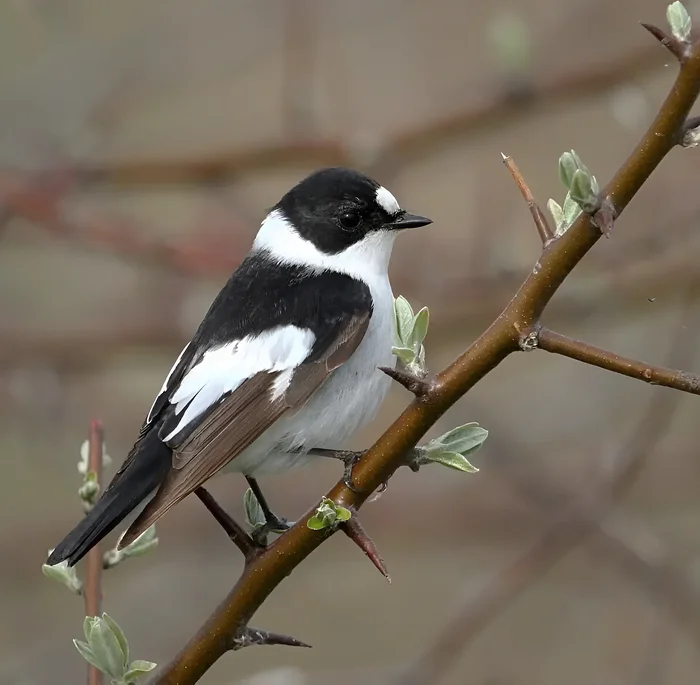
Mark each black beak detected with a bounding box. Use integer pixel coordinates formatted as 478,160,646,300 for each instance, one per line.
388,212,433,230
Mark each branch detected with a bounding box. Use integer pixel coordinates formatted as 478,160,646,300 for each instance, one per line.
78,44,666,188
0,171,248,276
378,366,432,397
400,281,700,684
194,488,262,563
154,19,700,685
230,626,312,652
529,326,700,395
501,153,553,244
84,419,104,685
641,22,687,62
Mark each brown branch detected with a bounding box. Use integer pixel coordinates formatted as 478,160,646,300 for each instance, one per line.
341,515,391,582
641,23,687,62
531,326,700,395
0,171,248,276
378,366,433,397
400,280,700,684
84,419,104,685
81,43,666,188
230,626,312,651
501,153,553,244
194,488,262,563
153,21,700,685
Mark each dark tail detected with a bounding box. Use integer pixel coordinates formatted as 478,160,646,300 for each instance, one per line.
46,431,171,567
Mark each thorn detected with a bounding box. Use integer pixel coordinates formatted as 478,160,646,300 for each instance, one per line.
640,22,685,61
195,487,263,564
378,366,432,396
500,151,509,161
230,626,312,651
341,514,391,582
501,153,554,244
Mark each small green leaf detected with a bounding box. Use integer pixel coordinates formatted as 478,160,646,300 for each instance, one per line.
102,613,129,668
561,192,582,227
42,557,83,595
88,617,128,679
306,497,350,530
84,615,100,641
392,346,417,365
547,199,563,230
124,660,157,683
558,151,578,190
243,488,266,530
394,296,415,345
427,450,480,473
435,423,489,454
569,169,597,212
335,505,352,522
667,1,692,42
307,516,329,530
121,526,158,558
73,639,102,671
409,307,430,348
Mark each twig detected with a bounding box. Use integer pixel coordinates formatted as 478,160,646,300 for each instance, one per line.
151,19,700,685
341,516,391,582
399,281,700,684
81,44,665,188
230,626,312,651
0,171,248,276
84,419,104,685
194,488,262,563
641,23,687,62
378,366,432,397
529,327,700,395
501,153,553,243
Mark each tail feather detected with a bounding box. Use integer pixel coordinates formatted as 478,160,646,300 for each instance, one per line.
46,432,171,567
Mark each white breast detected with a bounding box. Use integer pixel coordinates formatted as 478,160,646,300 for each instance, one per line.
230,210,400,474
230,272,395,475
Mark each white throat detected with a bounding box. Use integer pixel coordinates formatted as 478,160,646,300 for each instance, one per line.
252,209,398,283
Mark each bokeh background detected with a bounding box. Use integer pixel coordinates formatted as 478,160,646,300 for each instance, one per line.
2,1,700,683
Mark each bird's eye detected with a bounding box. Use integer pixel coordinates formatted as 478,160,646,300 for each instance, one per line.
339,211,361,230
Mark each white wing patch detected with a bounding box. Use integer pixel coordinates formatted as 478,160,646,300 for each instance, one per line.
146,342,190,423
375,186,401,216
162,326,315,442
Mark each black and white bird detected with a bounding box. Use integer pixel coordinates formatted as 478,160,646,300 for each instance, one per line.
47,166,432,567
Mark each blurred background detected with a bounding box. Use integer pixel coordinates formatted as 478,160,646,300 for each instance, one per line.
2,0,700,683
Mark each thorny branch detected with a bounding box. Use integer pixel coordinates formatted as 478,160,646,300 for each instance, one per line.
501,153,553,244
0,38,674,280
399,280,700,685
524,326,700,396
152,15,700,685
84,420,105,685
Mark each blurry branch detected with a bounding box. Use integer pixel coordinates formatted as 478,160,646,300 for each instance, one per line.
85,420,105,685
399,279,700,685
527,326,700,396
154,10,700,685
0,171,247,276
282,0,319,137
79,44,665,187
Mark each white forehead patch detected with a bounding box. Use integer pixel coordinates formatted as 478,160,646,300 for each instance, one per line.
375,186,401,216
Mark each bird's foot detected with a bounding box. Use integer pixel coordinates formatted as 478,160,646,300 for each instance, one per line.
308,448,366,492
245,476,293,546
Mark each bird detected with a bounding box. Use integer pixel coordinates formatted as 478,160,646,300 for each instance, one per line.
46,166,432,567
